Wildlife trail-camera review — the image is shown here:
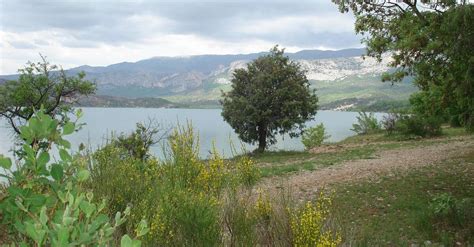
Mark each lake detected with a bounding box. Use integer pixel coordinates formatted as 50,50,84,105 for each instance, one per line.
0,108,383,158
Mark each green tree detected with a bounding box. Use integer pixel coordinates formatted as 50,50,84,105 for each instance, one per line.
333,0,474,131
0,56,96,135
221,46,318,152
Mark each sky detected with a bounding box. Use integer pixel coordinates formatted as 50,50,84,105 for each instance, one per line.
0,0,361,74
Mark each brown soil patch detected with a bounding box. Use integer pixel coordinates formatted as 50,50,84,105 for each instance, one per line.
259,136,474,201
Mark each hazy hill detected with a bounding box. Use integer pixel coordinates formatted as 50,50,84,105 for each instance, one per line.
76,95,186,108
0,48,417,110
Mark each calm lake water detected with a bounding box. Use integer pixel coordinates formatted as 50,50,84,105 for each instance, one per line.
0,108,384,158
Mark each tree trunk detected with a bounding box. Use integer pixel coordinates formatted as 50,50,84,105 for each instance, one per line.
257,124,267,153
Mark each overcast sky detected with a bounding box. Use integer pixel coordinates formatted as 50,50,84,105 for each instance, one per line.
0,0,361,74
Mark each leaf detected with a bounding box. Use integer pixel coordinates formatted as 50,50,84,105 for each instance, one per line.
120,235,133,247
50,164,64,181
63,122,75,135
89,214,108,232
136,219,149,237
0,155,12,169
56,225,69,246
77,170,90,182
39,206,48,225
25,194,48,209
25,221,46,244
115,211,122,226
37,152,50,168
79,201,96,218
76,108,83,118
121,235,141,247
29,118,41,136
57,139,71,149
20,126,32,143
23,144,36,160
59,149,72,162
15,198,27,212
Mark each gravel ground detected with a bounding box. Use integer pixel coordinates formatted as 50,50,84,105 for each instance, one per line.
258,136,474,200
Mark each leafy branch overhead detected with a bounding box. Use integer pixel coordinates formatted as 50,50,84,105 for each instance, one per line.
333,0,474,130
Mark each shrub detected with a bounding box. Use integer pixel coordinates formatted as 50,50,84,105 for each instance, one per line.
351,112,381,135
86,120,339,246
290,193,341,247
395,115,442,137
88,122,260,246
113,119,169,161
381,112,401,135
0,109,146,246
430,193,473,227
301,123,331,150
236,156,260,187
431,193,457,217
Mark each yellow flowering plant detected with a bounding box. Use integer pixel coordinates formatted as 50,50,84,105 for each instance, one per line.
290,193,341,247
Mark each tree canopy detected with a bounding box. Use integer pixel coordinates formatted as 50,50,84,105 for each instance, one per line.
221,46,319,152
0,56,96,135
333,0,474,130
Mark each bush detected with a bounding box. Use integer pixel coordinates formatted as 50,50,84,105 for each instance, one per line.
0,110,146,246
88,123,261,246
290,193,341,247
113,119,169,161
381,112,401,135
395,115,442,137
351,112,381,135
88,121,341,246
301,123,331,150
430,193,474,228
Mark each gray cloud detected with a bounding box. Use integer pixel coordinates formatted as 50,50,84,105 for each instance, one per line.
8,41,37,49
1,0,358,49
0,0,363,74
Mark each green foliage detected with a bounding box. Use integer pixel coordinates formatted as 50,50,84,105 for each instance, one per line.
430,193,457,217
301,123,331,150
334,1,474,131
0,110,144,246
332,159,474,245
88,123,261,246
429,193,473,228
351,112,381,135
89,121,340,246
395,115,442,138
0,56,96,136
221,45,318,152
221,191,258,246
290,194,341,246
113,120,169,161
235,156,260,187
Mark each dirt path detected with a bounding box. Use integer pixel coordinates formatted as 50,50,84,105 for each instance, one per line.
258,136,474,200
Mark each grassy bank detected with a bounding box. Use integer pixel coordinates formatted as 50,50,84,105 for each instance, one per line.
251,127,473,246
332,151,474,246
252,127,469,178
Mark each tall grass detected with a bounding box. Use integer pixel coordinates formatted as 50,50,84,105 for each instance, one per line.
86,123,340,246
83,124,337,246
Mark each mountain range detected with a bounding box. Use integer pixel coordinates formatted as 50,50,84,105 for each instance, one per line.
0,48,417,110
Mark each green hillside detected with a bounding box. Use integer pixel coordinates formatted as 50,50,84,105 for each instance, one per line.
161,74,417,110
